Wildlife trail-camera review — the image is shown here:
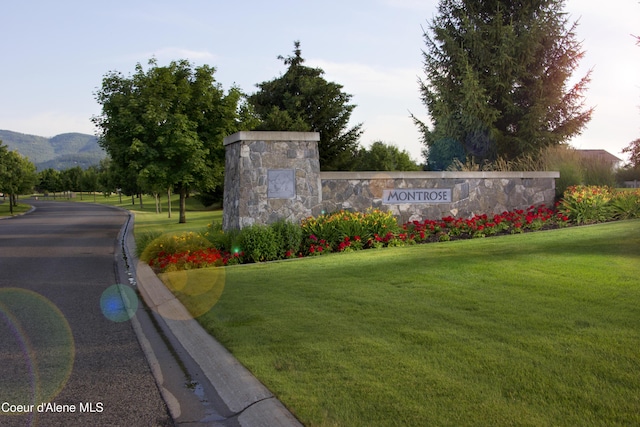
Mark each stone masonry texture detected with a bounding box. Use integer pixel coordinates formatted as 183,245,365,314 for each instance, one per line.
223,132,559,230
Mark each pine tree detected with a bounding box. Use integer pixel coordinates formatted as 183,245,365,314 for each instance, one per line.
249,42,363,170
416,0,593,165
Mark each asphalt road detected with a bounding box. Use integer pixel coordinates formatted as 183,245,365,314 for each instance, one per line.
0,200,174,427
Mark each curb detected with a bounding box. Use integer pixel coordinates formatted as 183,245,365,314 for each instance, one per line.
123,214,302,426
0,203,36,219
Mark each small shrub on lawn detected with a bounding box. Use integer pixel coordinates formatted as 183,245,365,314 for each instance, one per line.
404,205,569,241
610,189,640,220
140,232,212,263
270,219,303,258
140,232,230,272
300,209,399,251
239,223,280,263
558,185,615,224
202,221,241,254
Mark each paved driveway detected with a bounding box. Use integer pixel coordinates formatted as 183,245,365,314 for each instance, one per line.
0,200,173,426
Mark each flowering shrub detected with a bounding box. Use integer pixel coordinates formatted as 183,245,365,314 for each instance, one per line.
142,195,640,271
149,248,241,272
271,219,303,258
300,209,399,251
303,234,332,256
558,185,615,224
142,232,245,272
141,232,212,266
404,205,569,241
610,189,640,220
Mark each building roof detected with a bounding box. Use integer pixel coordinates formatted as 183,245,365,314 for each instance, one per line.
577,149,622,164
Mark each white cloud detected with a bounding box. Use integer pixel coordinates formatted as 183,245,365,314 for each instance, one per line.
304,59,426,159
305,58,427,162
360,114,424,161
308,59,421,100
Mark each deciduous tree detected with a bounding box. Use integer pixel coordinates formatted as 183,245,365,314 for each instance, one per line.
353,141,421,171
0,142,36,212
93,59,242,223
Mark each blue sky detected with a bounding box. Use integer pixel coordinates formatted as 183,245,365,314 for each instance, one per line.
1,0,638,163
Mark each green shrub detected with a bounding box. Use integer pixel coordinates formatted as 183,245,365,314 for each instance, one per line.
239,223,280,262
610,190,640,220
615,166,640,185
202,221,241,253
301,209,400,250
271,219,303,258
558,185,615,224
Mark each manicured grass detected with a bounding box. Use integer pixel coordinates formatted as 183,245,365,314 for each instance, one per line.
165,220,640,426
0,201,31,217
67,192,223,237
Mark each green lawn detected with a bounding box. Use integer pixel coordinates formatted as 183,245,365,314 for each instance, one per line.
66,192,223,236
0,201,31,217
164,220,640,426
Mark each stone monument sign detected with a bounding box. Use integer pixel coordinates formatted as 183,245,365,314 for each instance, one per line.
222,131,322,230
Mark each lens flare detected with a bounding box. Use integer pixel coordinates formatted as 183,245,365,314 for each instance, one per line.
0,288,75,415
100,284,138,322
158,267,225,319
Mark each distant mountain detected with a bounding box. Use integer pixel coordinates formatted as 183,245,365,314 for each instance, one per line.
0,130,106,170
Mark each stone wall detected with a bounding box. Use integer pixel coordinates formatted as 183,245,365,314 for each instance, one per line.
222,131,322,230
223,131,560,230
320,171,559,224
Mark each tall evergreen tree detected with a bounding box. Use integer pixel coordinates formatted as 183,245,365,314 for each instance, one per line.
416,0,593,165
249,42,363,170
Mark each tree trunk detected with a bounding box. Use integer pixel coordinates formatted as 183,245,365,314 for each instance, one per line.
167,188,171,219
179,186,187,224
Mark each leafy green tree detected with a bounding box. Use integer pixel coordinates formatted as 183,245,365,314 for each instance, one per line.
415,0,593,164
623,139,640,169
353,141,421,171
0,142,36,212
249,41,363,170
80,166,100,202
93,59,242,223
37,168,63,198
60,166,83,198
618,139,640,182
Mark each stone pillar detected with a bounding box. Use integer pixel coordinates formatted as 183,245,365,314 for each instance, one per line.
222,131,322,230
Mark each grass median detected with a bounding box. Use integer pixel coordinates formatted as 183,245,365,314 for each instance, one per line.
163,220,640,426
0,202,31,217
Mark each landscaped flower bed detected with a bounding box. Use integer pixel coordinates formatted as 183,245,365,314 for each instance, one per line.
139,186,640,272
405,204,570,242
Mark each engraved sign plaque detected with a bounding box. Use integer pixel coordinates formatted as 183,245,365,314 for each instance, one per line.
268,169,296,199
382,188,452,204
